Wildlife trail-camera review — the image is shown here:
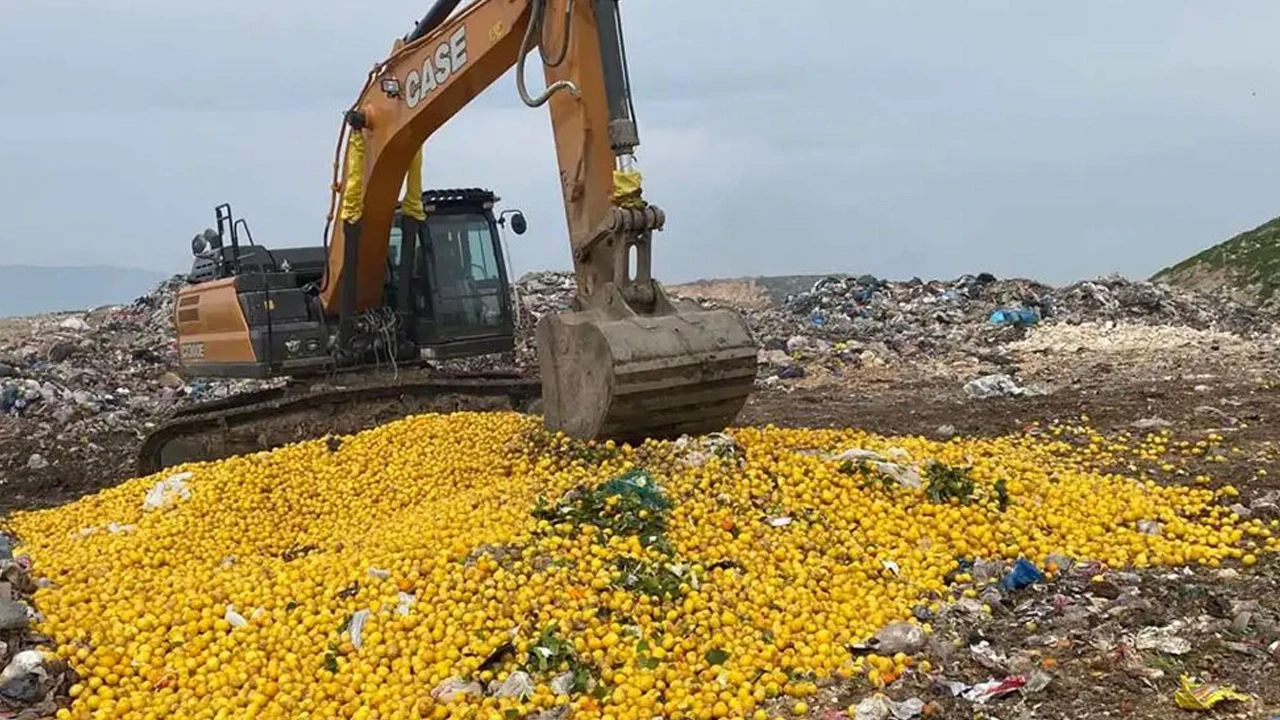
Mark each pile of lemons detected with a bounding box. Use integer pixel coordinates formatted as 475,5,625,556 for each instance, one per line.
7,412,1274,720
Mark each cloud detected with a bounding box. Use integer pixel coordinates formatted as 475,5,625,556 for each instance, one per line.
5,0,1280,285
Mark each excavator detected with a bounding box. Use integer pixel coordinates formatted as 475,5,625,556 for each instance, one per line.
136,0,759,474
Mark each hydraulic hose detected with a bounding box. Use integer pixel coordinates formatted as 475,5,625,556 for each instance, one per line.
517,0,579,107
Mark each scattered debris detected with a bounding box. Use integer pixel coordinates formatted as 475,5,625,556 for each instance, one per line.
865,622,926,655
964,374,1027,400
962,676,1028,704
854,694,925,720
1173,675,1252,711
491,671,535,700
431,677,484,702
1000,558,1044,591
1134,625,1192,656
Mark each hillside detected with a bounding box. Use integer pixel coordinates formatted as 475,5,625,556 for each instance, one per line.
0,265,167,318
670,274,840,307
1152,216,1280,312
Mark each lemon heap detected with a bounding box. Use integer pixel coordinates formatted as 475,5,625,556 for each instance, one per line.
6,412,1276,720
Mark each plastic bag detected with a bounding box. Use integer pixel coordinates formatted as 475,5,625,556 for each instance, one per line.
963,676,1027,703
611,170,645,208
1174,675,1251,710
600,469,669,511
988,308,1039,327
223,606,248,629
348,609,371,649
855,694,924,720
144,471,193,511
869,622,925,654
1000,558,1045,591
396,592,416,616
432,676,483,702
492,671,535,699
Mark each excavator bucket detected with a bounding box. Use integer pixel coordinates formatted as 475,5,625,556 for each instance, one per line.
537,282,759,444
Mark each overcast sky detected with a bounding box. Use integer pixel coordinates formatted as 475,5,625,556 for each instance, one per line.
4,0,1280,284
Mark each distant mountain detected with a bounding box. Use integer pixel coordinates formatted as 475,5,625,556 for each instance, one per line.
1152,217,1280,313
0,265,168,318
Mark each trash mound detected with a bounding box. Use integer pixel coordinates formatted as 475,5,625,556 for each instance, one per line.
0,276,280,480
776,273,1273,340
0,528,77,717
6,414,1277,719
742,273,1275,378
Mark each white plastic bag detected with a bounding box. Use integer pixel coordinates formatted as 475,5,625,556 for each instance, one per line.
143,472,193,511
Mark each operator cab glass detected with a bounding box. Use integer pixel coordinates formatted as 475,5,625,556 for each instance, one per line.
425,212,507,336
386,197,514,356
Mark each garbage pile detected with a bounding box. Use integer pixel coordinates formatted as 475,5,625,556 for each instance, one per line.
663,273,1274,386
512,271,576,364
0,276,275,477
889,552,1278,717
758,272,1273,354
0,529,75,718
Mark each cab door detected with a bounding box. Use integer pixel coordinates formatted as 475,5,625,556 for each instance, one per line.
422,211,510,342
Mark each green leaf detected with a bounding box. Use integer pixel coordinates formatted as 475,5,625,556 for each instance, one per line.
705,649,730,666
639,657,661,670
571,665,595,694
323,653,338,673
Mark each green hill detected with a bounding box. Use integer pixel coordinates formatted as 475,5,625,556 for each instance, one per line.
1152,216,1280,312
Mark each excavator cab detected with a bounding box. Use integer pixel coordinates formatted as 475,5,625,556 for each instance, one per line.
176,188,522,379
386,188,520,359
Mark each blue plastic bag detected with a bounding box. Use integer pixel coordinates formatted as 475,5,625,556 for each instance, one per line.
988,308,1040,327
1000,558,1044,591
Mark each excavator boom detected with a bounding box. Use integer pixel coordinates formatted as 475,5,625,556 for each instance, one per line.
148,0,756,474
320,0,757,442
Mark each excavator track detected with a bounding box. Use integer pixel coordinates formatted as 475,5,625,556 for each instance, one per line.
136,371,542,476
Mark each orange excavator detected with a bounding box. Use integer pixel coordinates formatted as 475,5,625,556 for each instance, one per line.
137,0,758,473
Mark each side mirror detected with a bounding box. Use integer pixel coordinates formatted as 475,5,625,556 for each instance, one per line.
510,212,527,236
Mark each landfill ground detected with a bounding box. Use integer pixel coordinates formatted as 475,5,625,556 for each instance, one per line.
3,272,1280,719
4,353,1280,718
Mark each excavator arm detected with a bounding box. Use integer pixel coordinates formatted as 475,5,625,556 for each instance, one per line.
321,0,758,442
320,0,622,316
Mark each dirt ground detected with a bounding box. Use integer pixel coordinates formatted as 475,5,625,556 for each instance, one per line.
3,345,1280,719
737,363,1280,719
